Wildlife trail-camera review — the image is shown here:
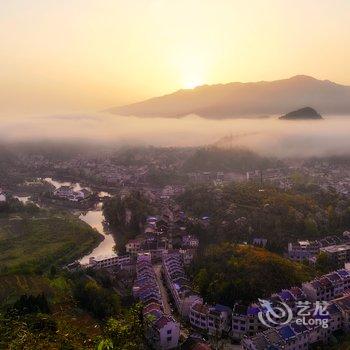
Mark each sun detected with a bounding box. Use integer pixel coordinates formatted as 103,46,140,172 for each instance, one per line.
183,78,203,89
177,54,207,89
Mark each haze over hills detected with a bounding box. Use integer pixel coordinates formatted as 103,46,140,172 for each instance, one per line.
109,75,350,119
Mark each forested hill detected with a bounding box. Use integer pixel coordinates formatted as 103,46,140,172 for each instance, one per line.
179,182,350,252
182,147,282,172
190,243,315,306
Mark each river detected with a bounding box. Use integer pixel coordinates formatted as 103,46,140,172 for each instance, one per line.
42,177,117,265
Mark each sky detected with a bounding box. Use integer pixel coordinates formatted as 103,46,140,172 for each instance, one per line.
1,0,350,117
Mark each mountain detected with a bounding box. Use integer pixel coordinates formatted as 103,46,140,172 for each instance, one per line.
279,107,323,120
108,75,350,119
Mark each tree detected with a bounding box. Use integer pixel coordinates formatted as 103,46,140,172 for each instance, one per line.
315,252,339,274
97,303,145,350
73,279,120,319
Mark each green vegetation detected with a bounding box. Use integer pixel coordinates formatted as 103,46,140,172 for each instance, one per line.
0,269,142,349
0,273,103,349
97,303,146,350
73,278,121,319
315,252,340,274
182,147,283,172
0,275,53,307
0,195,148,349
103,191,154,250
189,243,315,306
0,273,146,349
0,209,102,275
0,311,97,350
179,182,350,252
146,167,187,186
0,196,40,215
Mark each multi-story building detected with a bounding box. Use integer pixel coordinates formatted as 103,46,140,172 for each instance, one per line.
231,304,265,339
89,254,132,269
302,277,335,302
126,239,143,254
189,303,209,330
287,240,321,262
320,244,350,264
207,304,232,335
189,303,231,335
144,313,180,350
242,295,350,349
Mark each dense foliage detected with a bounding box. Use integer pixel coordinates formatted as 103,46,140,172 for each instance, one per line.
73,278,121,319
182,147,283,172
189,243,315,306
97,303,146,350
0,196,39,215
179,182,350,252
103,191,154,250
11,293,50,315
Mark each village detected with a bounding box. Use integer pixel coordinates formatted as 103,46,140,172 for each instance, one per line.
68,192,350,350
2,149,350,349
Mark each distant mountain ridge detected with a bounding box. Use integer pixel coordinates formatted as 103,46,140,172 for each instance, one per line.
108,75,350,119
279,107,323,120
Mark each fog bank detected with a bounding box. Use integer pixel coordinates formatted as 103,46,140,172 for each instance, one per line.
1,113,350,158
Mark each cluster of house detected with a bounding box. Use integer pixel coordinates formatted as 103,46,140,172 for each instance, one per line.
159,247,350,349
125,210,199,266
126,237,168,262
242,294,350,350
126,233,199,265
302,161,350,196
133,253,180,350
241,267,350,349
287,232,350,264
161,250,231,338
246,168,295,189
188,171,246,184
53,185,91,202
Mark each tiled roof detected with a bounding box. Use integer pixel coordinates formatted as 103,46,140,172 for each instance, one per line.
192,302,209,315
278,325,295,341
334,295,350,312
154,315,175,330
290,322,308,334
278,290,295,302
249,334,269,350
337,269,350,278
327,273,341,282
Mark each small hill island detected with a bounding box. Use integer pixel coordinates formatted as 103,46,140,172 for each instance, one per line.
279,107,323,120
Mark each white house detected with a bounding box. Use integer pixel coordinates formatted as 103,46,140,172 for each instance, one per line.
0,193,6,202
153,316,180,350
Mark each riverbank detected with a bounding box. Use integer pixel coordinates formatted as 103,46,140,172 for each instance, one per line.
10,177,119,266
0,209,102,275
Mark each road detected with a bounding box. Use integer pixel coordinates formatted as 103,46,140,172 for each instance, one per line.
154,264,172,315
154,264,190,340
